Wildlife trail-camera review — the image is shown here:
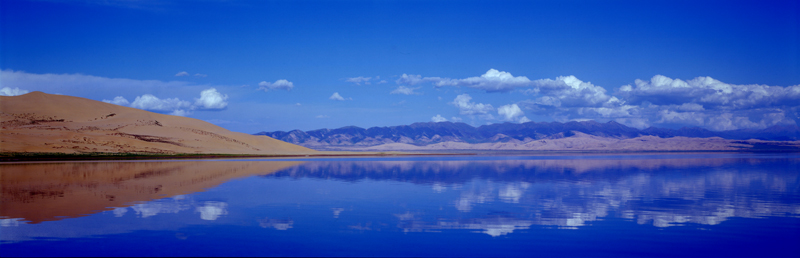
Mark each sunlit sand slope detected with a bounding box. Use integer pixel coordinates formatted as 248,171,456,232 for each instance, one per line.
0,92,316,154
1,161,303,223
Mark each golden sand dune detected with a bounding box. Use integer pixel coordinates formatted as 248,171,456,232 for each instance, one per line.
1,160,303,223
1,92,315,155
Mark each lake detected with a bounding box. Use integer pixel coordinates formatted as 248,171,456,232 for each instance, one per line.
2,153,799,257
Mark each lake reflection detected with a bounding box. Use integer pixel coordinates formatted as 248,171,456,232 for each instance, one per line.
270,156,800,231
1,161,303,223
2,154,799,257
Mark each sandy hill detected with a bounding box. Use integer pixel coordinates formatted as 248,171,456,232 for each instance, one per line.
0,91,316,155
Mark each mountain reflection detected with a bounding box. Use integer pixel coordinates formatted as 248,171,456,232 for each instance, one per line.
1,161,303,223
268,157,800,233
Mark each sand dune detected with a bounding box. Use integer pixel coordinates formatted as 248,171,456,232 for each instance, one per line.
1,92,316,155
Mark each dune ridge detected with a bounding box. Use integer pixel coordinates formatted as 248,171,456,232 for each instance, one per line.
1,92,316,155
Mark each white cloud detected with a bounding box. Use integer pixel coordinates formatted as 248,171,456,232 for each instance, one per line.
497,104,531,123
656,110,705,126
194,73,207,77
329,92,351,101
102,96,130,106
399,71,798,130
608,75,800,130
620,75,800,109
395,74,426,85
124,88,228,116
345,76,372,85
529,75,613,107
0,70,194,98
130,94,193,112
258,79,294,91
397,69,532,92
175,71,190,77
193,88,228,110
433,69,532,92
391,86,422,95
451,117,463,122
0,87,30,96
451,94,494,115
169,109,191,116
431,114,448,122
0,70,233,117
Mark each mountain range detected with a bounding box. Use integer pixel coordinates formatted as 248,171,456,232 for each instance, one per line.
255,121,800,151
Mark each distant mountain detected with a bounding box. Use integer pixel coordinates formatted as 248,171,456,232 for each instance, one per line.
255,121,800,150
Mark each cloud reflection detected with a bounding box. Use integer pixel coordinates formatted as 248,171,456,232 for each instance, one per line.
258,217,293,230
271,156,800,233
396,212,533,237
196,202,228,221
0,161,303,223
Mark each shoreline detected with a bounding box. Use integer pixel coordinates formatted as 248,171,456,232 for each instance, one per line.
2,149,799,162
0,152,472,162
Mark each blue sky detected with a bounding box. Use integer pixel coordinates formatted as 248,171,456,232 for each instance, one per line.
1,0,798,133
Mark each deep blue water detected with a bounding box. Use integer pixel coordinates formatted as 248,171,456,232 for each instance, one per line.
2,153,799,257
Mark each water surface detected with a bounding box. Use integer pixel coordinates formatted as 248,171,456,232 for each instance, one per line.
2,153,799,257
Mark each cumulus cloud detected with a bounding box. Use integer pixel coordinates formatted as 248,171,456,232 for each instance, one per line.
610,75,800,129
431,114,448,122
409,70,798,130
528,75,613,107
0,87,30,96
345,76,372,85
451,94,494,115
513,75,633,126
391,86,421,95
130,94,193,113
258,79,294,91
433,69,532,92
497,104,531,123
329,92,351,101
407,69,797,130
102,96,130,106
175,71,190,77
619,75,800,109
116,88,229,116
396,74,426,85
193,88,228,110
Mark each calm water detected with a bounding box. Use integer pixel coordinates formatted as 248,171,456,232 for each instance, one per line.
2,153,799,257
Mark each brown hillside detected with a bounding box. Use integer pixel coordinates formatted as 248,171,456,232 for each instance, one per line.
0,92,316,154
